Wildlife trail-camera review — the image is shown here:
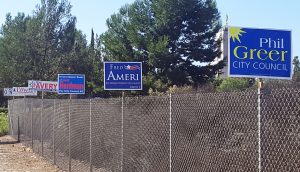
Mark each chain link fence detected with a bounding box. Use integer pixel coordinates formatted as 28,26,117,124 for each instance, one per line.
7,88,300,171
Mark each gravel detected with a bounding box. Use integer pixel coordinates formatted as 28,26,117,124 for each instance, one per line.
0,135,64,172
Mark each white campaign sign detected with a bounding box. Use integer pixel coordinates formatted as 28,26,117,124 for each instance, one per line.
12,87,37,96
3,88,14,96
28,80,58,92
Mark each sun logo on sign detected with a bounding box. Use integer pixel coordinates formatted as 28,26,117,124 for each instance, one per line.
229,27,246,43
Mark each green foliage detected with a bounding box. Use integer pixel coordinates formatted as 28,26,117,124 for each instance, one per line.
217,78,251,92
0,107,8,114
292,56,300,81
212,78,223,88
148,85,195,96
0,13,31,87
167,85,195,94
87,31,104,97
0,112,8,136
0,0,76,81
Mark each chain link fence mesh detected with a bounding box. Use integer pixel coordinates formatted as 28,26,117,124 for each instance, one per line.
123,96,170,172
91,98,122,172
7,88,300,171
172,91,258,172
261,88,300,171
55,99,70,171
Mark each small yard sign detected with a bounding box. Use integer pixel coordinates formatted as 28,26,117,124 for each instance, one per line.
12,87,37,96
58,74,85,94
104,62,142,90
28,80,58,92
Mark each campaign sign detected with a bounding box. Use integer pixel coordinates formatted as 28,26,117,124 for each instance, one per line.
12,87,38,96
228,27,292,79
3,88,13,96
104,62,142,90
58,74,85,94
28,80,58,92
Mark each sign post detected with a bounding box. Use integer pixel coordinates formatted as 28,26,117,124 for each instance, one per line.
104,62,143,171
28,80,58,157
58,74,85,172
228,26,292,172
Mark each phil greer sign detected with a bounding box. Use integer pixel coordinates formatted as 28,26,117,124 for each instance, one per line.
228,27,292,79
104,62,142,90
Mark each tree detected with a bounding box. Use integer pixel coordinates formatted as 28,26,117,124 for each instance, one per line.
0,0,77,86
29,0,77,80
0,13,31,87
292,56,300,81
87,30,106,97
101,0,224,94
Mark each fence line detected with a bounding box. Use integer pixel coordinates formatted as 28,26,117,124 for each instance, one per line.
8,88,300,172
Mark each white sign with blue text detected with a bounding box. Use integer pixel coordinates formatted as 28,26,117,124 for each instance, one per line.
104,62,142,90
12,87,38,96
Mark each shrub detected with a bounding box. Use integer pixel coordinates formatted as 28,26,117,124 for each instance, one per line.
217,78,251,92
0,112,8,136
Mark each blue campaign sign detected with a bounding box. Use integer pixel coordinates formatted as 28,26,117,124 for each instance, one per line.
228,27,292,79
104,62,142,90
58,74,85,94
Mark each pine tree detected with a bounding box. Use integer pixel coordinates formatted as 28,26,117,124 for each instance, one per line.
90,29,95,51
293,56,300,81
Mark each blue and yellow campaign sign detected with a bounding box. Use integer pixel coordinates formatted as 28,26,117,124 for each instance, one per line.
228,27,292,79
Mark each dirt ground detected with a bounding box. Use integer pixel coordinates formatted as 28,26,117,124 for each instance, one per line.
0,135,64,172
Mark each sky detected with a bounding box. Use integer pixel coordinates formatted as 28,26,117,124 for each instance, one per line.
0,0,299,56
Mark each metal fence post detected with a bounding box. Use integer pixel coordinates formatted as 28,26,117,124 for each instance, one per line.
8,100,10,135
41,92,44,156
69,95,72,172
257,79,262,172
18,113,20,142
121,92,124,172
53,99,56,165
23,97,26,139
169,93,172,172
89,99,93,172
31,99,33,150
9,97,14,136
